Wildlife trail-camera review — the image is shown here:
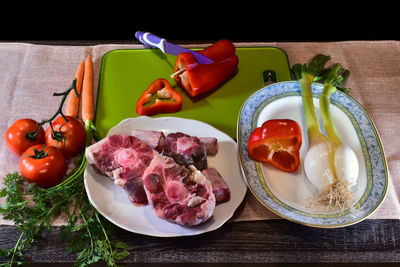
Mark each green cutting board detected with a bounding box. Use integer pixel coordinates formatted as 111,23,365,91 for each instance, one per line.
95,46,291,139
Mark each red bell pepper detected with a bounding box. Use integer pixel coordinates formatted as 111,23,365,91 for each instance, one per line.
172,39,239,98
247,119,302,173
136,78,182,116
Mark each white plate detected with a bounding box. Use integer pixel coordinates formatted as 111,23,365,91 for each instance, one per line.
84,116,247,237
237,81,388,228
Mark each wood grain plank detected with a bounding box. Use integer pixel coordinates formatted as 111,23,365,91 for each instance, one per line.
1,220,400,265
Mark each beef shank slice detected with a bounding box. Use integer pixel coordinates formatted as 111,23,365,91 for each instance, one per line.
142,153,216,226
86,134,156,206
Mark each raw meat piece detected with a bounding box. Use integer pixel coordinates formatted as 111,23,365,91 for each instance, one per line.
201,168,230,204
198,137,218,156
131,129,218,157
131,129,165,150
86,134,156,206
159,132,208,170
142,153,216,226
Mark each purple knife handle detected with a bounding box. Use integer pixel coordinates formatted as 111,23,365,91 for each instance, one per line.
135,31,166,52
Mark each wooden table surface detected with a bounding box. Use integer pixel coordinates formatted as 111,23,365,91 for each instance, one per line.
1,219,400,265
1,40,399,266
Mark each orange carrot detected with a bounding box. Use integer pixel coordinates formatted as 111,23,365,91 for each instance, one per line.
81,54,94,123
65,60,85,118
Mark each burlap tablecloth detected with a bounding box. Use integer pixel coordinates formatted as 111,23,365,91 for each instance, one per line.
0,41,399,224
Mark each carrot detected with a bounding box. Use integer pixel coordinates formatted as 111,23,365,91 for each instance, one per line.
65,60,85,118
81,54,94,123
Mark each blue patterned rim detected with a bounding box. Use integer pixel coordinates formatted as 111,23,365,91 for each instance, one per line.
237,81,388,227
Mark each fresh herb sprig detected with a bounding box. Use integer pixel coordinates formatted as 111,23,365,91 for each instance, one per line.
0,120,129,266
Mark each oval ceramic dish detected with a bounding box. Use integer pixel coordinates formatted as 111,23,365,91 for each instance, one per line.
237,81,388,228
84,117,247,237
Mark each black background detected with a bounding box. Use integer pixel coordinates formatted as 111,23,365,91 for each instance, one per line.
1,1,398,42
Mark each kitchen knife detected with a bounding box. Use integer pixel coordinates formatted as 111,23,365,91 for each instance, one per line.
135,31,214,64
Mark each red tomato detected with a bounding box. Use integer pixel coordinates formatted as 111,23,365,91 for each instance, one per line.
5,119,45,156
45,116,87,159
19,144,67,188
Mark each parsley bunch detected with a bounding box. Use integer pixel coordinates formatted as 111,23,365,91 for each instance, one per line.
0,121,129,266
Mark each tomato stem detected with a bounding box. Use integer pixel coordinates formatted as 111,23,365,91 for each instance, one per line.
26,79,78,141
24,124,42,141
25,144,52,159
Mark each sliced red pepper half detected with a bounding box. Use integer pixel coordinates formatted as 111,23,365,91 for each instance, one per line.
136,78,182,116
247,119,302,173
172,39,239,98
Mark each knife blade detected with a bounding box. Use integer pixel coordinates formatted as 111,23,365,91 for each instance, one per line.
135,31,213,64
